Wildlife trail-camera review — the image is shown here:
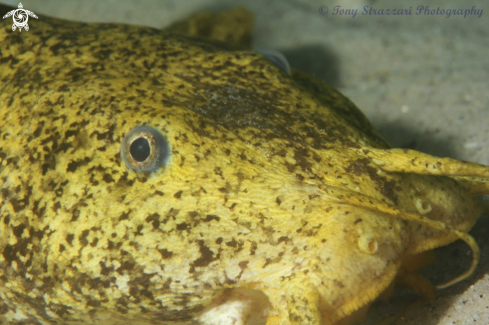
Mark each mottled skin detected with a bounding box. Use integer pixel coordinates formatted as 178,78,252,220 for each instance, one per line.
0,6,488,325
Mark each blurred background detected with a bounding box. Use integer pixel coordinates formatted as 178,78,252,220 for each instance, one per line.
1,0,488,324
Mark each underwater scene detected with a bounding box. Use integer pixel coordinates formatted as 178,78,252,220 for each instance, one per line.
0,0,488,324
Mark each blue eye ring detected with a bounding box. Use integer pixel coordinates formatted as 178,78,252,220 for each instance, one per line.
256,49,291,75
121,126,170,172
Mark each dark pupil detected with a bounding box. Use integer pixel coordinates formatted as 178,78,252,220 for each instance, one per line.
130,137,151,162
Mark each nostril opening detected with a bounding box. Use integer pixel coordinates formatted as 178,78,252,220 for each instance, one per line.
368,240,377,252
415,197,432,215
358,236,378,255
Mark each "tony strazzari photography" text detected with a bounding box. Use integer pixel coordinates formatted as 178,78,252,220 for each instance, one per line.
318,5,483,18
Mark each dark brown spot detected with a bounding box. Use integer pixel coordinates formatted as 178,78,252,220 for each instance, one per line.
79,229,90,246
66,234,74,246
158,249,173,259
277,236,289,244
176,222,189,230
334,279,345,288
145,213,161,229
226,239,237,248
204,215,220,222
238,261,249,269
12,224,26,238
192,240,216,267
119,210,131,221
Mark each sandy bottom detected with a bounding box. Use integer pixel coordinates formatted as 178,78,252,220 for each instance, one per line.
1,0,488,323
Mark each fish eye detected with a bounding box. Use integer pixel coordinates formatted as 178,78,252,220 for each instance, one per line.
121,126,170,172
256,49,291,75
130,137,151,162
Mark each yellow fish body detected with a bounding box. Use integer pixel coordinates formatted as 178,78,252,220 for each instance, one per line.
0,6,487,325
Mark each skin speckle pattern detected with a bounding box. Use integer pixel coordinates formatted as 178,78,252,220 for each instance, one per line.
1,5,488,325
